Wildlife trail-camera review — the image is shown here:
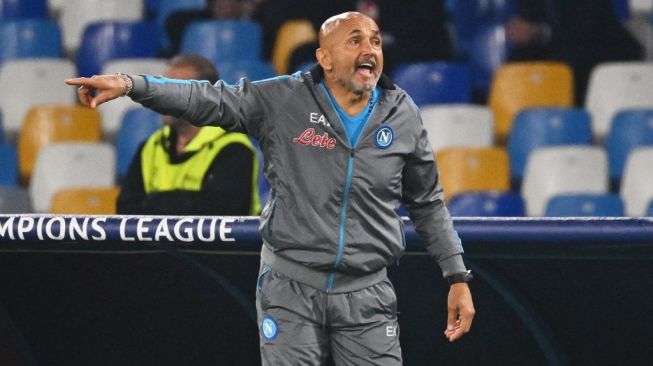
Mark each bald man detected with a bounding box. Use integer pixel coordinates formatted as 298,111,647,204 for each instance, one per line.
66,11,474,365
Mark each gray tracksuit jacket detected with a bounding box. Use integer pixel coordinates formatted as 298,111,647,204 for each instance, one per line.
129,66,466,293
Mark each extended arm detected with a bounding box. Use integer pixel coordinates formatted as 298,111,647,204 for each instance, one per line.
402,121,475,342
65,74,277,139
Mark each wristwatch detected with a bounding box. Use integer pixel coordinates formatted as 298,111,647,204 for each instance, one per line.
446,269,474,285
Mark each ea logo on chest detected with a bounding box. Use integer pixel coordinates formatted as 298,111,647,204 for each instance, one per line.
375,125,394,149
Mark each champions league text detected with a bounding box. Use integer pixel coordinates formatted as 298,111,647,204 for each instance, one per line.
0,216,238,243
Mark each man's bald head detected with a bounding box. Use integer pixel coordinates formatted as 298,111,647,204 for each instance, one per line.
318,11,378,48
316,11,383,98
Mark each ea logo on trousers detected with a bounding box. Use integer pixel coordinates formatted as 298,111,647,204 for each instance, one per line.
375,126,394,149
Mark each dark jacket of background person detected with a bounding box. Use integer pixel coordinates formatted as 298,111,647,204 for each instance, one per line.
116,129,258,215
507,0,643,104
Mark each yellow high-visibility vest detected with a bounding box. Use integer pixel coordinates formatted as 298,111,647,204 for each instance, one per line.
141,125,261,215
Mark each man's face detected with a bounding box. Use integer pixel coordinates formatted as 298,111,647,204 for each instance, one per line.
324,15,383,95
162,65,198,128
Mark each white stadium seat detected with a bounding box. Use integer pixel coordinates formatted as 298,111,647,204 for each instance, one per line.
0,59,76,138
420,104,494,152
620,147,653,216
522,146,609,216
29,142,116,213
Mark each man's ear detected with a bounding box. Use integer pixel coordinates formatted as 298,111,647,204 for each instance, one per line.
316,48,332,71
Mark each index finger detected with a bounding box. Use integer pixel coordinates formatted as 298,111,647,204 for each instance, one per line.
64,77,93,86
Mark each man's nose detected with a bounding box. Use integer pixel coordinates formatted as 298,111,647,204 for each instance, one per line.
360,39,375,55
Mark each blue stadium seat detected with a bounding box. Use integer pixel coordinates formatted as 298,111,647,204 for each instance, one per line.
0,142,18,186
647,201,653,216
218,60,276,84
392,62,471,106
468,24,509,93
545,194,624,217
448,192,525,217
605,109,653,189
155,0,205,50
508,108,592,186
76,21,159,77
0,19,61,63
115,108,162,182
180,20,262,65
146,0,161,18
0,0,47,19
452,0,515,59
610,0,630,21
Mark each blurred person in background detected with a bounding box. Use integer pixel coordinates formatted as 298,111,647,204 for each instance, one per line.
505,0,643,104
116,54,261,215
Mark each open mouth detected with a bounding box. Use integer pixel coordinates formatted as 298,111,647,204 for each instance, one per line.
355,62,376,77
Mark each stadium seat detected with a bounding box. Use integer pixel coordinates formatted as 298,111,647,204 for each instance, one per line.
521,146,608,216
218,60,276,84
0,0,48,19
76,21,159,78
0,19,61,63
29,142,116,213
155,0,206,50
99,58,167,135
585,62,653,141
59,0,143,53
392,62,471,106
49,187,120,214
611,0,630,21
0,142,18,186
0,59,76,137
467,24,509,94
489,62,574,143
647,201,653,216
436,147,510,200
18,104,102,184
448,191,525,217
620,147,653,216
630,0,653,14
605,109,653,188
451,0,515,59
146,0,161,18
420,104,494,152
180,20,262,65
507,108,592,185
0,186,30,213
545,193,624,217
116,108,162,181
272,19,317,75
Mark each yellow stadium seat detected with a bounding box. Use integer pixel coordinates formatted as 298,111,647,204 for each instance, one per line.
488,62,573,143
18,104,102,184
49,187,120,214
272,19,317,75
436,147,510,200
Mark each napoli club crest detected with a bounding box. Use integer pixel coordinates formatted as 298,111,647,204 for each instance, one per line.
375,125,394,149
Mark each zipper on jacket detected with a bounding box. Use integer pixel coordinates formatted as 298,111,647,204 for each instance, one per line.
326,148,357,292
